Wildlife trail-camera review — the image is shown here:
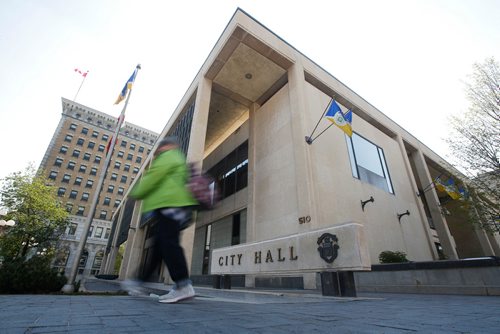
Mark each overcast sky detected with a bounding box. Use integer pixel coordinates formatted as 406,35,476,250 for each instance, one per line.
0,0,498,181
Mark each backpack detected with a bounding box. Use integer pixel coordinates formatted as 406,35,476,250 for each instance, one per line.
187,163,220,210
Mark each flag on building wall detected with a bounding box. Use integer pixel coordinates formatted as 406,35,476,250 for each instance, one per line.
114,68,138,104
74,68,88,77
325,100,352,137
434,177,462,200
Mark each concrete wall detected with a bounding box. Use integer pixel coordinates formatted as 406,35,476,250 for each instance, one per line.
356,267,500,296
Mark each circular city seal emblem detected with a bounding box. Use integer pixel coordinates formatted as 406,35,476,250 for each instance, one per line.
317,233,339,263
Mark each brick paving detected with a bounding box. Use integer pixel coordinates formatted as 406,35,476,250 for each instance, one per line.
1,282,499,333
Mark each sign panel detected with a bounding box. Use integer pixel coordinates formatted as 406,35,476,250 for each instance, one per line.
210,222,371,275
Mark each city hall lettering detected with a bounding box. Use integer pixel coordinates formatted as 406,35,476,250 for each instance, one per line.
217,246,298,267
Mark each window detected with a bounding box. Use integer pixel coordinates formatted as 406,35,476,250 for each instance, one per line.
85,180,94,188
69,123,77,131
117,151,124,158
94,156,101,164
91,251,104,275
68,223,78,235
65,203,73,213
81,192,89,201
136,157,142,163
133,167,139,174
88,141,95,149
69,190,78,199
118,187,124,195
62,174,70,183
92,131,99,138
114,162,121,169
49,171,58,180
104,228,111,239
103,197,111,206
147,149,151,154
90,167,97,176
81,127,89,135
64,134,73,142
95,226,104,238
120,175,127,184
102,134,109,141
107,185,114,193
57,187,66,197
72,149,80,158
59,146,68,154
121,140,127,147
74,177,83,186
138,146,144,153
130,143,136,150
88,226,94,238
77,138,84,146
67,161,76,170
83,153,91,161
208,141,248,200
114,199,121,208
111,173,117,181
79,165,87,173
346,133,394,194
99,211,107,220
77,206,85,216
124,164,130,172
78,250,88,274
98,144,105,152
54,158,63,166
127,153,133,161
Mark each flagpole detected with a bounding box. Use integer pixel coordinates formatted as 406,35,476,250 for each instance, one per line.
305,98,333,144
73,71,89,102
62,64,141,293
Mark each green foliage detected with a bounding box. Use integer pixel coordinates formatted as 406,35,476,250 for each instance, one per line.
0,165,69,260
379,251,409,264
0,255,67,293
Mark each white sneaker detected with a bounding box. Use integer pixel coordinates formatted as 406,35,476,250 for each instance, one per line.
158,284,195,303
120,279,147,296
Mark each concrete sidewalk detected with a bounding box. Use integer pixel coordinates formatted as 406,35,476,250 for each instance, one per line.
1,279,499,333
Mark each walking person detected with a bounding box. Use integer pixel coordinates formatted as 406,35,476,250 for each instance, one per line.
122,136,198,303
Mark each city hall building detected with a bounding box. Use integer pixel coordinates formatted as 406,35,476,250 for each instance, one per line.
101,9,500,289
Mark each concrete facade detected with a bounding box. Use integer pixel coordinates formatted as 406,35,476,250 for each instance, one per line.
102,9,500,289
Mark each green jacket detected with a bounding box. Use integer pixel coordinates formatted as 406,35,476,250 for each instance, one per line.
130,148,197,213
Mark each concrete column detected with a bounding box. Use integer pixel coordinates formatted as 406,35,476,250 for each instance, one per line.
488,233,500,256
119,201,146,279
411,150,458,259
245,103,259,288
287,60,318,229
396,135,438,259
183,77,212,273
474,228,496,256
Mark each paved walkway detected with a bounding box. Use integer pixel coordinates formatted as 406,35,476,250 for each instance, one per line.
1,279,499,333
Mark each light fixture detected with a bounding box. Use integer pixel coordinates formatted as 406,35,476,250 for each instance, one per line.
245,73,252,79
361,196,374,211
397,210,410,222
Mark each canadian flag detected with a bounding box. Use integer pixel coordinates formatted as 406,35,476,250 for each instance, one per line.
74,68,88,77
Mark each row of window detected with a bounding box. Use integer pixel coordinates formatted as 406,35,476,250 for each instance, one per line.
58,145,144,164
53,157,140,174
64,135,148,159
67,222,111,239
68,123,150,151
64,204,111,219
58,184,125,198
50,171,133,185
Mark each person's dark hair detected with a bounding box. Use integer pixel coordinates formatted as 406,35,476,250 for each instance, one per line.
158,136,178,147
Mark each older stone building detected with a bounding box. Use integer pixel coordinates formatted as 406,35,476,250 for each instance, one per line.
102,9,499,289
39,98,157,277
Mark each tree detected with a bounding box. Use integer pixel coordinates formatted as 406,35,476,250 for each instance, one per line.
0,165,70,261
446,57,499,232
